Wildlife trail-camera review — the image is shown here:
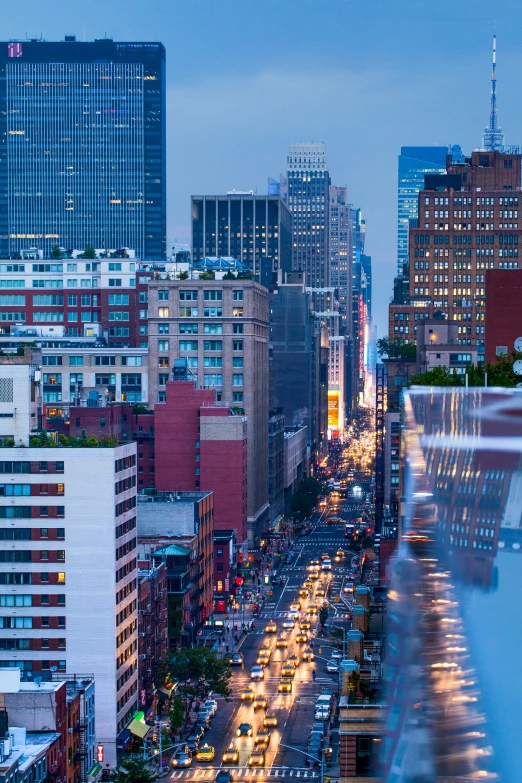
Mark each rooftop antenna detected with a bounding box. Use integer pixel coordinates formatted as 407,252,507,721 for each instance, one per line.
482,29,505,151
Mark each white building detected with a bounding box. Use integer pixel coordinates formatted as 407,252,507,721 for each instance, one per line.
0,350,138,767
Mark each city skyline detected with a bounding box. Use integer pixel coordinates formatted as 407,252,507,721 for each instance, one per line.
0,0,520,336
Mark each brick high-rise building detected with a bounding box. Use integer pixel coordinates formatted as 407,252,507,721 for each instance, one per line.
389,149,522,362
147,278,269,546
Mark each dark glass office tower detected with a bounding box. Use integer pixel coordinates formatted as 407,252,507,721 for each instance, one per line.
0,37,166,259
191,193,292,288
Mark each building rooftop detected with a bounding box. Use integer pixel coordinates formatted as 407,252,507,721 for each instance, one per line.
153,544,191,557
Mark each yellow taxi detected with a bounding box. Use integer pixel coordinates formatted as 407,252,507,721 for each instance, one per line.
302,646,315,662
257,652,270,665
254,728,271,747
299,587,310,598
296,632,308,644
253,694,267,709
247,750,265,767
196,744,215,762
300,620,311,631
288,654,300,668
278,679,292,693
315,586,326,598
281,663,296,678
265,621,277,633
240,687,255,702
263,712,278,728
222,745,239,764
289,601,301,611
309,571,319,581
307,604,318,615
276,634,288,648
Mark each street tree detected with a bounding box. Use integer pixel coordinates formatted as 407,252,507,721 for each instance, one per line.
160,646,232,698
319,604,329,629
167,695,185,734
110,759,155,783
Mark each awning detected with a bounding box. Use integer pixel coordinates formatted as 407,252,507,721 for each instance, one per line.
128,719,151,739
87,764,102,780
116,728,132,751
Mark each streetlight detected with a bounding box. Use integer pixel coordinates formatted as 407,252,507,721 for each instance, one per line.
278,742,327,783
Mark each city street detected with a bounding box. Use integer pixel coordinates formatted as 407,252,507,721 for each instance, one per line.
172,421,375,781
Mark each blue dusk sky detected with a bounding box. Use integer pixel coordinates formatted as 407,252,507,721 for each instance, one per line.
3,0,522,335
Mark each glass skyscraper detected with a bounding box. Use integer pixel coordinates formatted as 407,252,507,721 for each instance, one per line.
191,193,292,288
0,38,166,259
397,146,448,275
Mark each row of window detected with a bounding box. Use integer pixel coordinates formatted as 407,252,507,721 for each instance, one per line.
425,195,519,206
176,290,244,301
0,572,65,584
0,528,65,540
0,617,66,628
167,307,244,318
0,461,64,473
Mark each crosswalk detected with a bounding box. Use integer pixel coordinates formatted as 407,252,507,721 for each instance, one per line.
170,767,321,779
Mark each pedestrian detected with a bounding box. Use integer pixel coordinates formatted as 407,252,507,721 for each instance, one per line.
312,669,316,681
226,623,230,633
234,634,239,644
225,644,229,653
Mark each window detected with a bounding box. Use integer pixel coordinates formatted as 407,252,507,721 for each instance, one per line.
108,279,122,287
233,340,243,351
139,290,148,303
179,323,198,334
57,550,65,561
57,594,65,605
232,307,243,317
233,392,243,402
179,340,197,352
67,279,78,288
204,374,223,387
40,507,49,517
232,374,244,386
204,290,222,301
180,307,197,317
58,617,65,627
121,356,142,366
108,262,122,271
158,307,170,318
204,323,222,334
40,550,49,560
204,307,222,317
179,290,198,301
69,356,83,366
58,572,65,583
95,356,116,366
81,294,91,306
216,563,224,573
158,357,169,367
41,595,49,605
233,357,243,368
158,374,169,386
158,290,169,300
41,573,49,583
109,311,129,321
204,340,222,351
158,324,169,334
42,357,62,366
204,357,222,367
0,594,32,607
233,290,243,301
233,324,243,334
158,339,169,351
57,528,65,539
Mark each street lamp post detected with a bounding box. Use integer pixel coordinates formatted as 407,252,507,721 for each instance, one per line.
278,742,326,783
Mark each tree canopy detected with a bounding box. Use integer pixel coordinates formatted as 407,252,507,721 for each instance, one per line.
410,352,522,388
110,759,156,783
159,646,232,698
377,336,416,359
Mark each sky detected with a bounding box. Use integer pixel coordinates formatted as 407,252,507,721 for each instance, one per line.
3,0,522,335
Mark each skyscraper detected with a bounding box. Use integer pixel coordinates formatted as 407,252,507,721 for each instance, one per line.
191,193,292,288
398,147,449,275
0,37,166,259
329,185,353,329
286,143,330,288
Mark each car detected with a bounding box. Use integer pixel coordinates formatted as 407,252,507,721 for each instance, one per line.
281,663,296,678
302,646,315,662
222,744,240,764
326,659,339,673
282,617,295,629
315,586,326,597
251,665,264,680
172,751,192,768
195,719,209,733
237,723,253,737
307,604,318,615
335,550,346,561
263,712,278,727
296,632,308,644
322,559,332,571
265,621,277,633
276,634,288,648
203,699,218,716
288,654,300,667
343,582,355,594
304,579,313,590
186,740,199,755
309,571,319,581
190,727,204,741
288,608,299,619
253,694,268,709
254,729,271,747
197,710,213,722
320,553,330,561
196,744,215,762
308,559,320,569
300,620,311,630
229,652,244,666
290,601,301,611
215,772,234,783
240,687,255,701
247,750,265,767
331,651,343,661
278,679,292,693
257,653,270,666
299,588,310,598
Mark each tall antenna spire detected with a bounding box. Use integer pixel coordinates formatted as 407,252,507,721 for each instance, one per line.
482,33,505,151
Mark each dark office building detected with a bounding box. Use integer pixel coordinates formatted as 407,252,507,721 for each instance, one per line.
191,193,292,288
269,273,328,461
0,37,166,259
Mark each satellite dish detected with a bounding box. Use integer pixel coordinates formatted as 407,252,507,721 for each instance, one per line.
514,360,522,376
50,665,58,672
515,337,522,353
516,383,522,388
34,676,43,687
